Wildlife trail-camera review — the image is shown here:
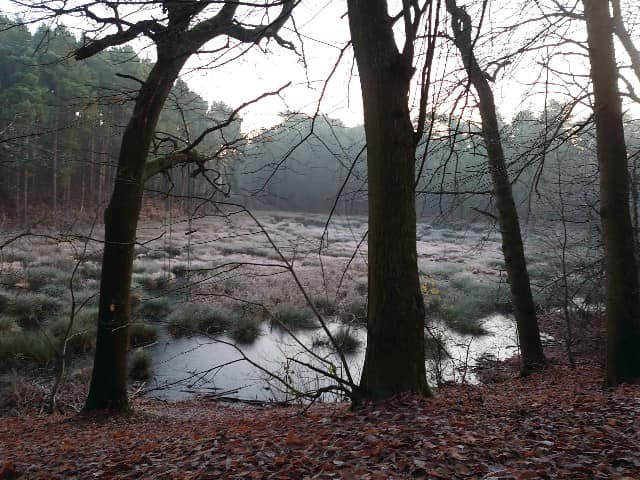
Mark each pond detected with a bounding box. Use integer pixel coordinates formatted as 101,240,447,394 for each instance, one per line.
130,210,578,402
145,314,521,401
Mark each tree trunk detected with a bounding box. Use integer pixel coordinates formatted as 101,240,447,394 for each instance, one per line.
52,115,58,220
583,0,640,386
347,0,429,399
446,0,545,375
83,53,186,411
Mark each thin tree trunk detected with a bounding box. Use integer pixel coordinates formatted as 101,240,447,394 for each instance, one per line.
583,0,640,386
347,0,429,399
84,54,186,411
52,115,58,220
446,0,545,375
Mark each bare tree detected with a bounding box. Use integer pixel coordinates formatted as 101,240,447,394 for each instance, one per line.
445,0,546,375
346,0,438,399
25,0,298,411
583,0,640,386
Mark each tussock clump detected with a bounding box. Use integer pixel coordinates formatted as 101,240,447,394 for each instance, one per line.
137,272,174,291
167,303,235,336
313,326,361,354
24,266,69,292
47,308,98,355
0,316,20,334
339,299,367,324
312,296,338,316
130,322,159,347
272,305,317,329
129,349,152,381
8,292,64,328
229,316,261,344
0,331,57,368
136,297,170,319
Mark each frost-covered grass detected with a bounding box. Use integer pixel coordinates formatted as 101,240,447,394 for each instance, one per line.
0,210,593,379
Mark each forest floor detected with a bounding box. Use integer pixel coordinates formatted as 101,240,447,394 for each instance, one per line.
1,351,639,480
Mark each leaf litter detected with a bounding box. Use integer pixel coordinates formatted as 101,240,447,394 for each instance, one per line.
0,359,639,479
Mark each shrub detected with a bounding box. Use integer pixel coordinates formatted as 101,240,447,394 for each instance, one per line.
136,297,170,319
129,349,152,381
167,303,235,336
130,322,159,347
272,305,317,329
229,317,261,344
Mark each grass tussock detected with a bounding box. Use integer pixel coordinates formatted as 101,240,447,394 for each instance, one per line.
0,331,57,368
272,305,317,329
228,316,261,344
48,308,98,355
313,326,361,354
167,303,236,337
8,292,64,329
24,266,69,292
136,297,171,319
129,349,152,381
130,322,160,347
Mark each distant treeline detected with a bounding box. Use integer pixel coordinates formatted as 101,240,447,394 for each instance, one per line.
2,18,639,224
0,18,238,222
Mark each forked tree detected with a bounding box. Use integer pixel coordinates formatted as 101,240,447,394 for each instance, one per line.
445,0,545,375
582,0,640,386
347,0,437,399
39,0,297,411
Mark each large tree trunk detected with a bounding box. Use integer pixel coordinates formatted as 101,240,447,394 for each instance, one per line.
83,53,186,411
583,0,640,386
446,0,545,375
347,0,429,399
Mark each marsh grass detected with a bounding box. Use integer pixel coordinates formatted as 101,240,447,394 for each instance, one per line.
136,297,171,319
272,304,317,329
0,316,20,334
228,316,261,343
313,326,361,354
48,308,97,355
339,299,367,324
130,322,159,347
24,266,70,292
129,349,152,381
167,302,236,336
9,292,64,328
312,295,338,316
0,330,57,368
137,272,174,291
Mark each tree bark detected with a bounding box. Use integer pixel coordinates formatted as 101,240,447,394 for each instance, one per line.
347,0,429,399
583,0,640,386
83,52,186,411
446,0,545,375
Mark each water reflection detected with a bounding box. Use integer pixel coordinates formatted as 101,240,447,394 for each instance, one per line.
146,314,520,401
